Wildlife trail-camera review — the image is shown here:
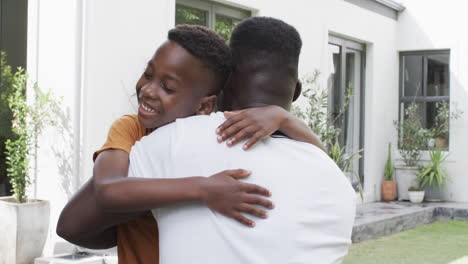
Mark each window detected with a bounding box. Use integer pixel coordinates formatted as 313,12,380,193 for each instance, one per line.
328,36,366,189
175,0,251,42
0,0,28,196
399,50,450,148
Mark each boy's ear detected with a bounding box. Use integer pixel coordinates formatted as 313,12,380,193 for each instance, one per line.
196,95,217,115
293,80,302,102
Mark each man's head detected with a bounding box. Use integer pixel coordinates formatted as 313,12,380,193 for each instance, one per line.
221,17,302,111
136,25,231,129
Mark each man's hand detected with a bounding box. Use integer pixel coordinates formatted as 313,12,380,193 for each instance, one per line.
199,169,274,227
216,105,287,150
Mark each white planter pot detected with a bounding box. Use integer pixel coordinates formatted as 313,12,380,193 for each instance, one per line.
408,191,425,203
395,166,419,200
0,197,50,264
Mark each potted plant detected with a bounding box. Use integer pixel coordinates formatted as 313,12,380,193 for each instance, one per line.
382,143,396,201
394,103,426,200
292,71,363,200
431,101,463,149
0,52,60,264
417,148,448,201
408,186,425,203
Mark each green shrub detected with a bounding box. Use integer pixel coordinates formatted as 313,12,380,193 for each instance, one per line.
3,53,60,203
417,149,448,190
384,143,394,181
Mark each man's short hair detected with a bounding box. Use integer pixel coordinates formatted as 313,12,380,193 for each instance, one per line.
168,25,231,95
230,17,302,79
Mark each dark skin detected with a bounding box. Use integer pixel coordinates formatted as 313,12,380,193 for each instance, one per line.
57,41,324,249
58,41,273,249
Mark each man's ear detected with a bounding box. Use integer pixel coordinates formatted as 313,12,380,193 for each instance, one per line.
196,95,217,115
293,80,302,102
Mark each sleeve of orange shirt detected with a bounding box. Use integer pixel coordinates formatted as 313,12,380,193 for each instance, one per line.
93,114,159,264
93,114,146,161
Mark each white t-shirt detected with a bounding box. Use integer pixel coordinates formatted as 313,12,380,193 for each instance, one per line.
128,112,356,264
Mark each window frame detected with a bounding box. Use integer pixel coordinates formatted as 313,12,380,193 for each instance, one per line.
399,49,450,103
398,49,451,149
176,0,250,30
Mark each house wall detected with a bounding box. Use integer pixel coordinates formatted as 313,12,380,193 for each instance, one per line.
28,0,466,256
26,0,82,255
27,0,179,255
397,0,468,202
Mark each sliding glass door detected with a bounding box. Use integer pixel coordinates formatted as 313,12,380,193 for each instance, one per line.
328,36,365,189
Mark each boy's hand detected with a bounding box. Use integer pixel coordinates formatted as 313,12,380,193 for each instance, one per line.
199,169,274,227
216,105,287,150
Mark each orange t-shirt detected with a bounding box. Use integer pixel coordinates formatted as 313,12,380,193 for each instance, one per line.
94,114,159,264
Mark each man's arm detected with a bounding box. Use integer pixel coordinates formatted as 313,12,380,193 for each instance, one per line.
57,115,147,249
56,176,144,249
58,148,201,248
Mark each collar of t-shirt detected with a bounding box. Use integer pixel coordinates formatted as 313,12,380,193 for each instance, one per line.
271,130,288,138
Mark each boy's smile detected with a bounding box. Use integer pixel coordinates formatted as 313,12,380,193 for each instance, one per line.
135,40,218,129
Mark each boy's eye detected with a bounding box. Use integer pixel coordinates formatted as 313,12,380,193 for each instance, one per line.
143,72,152,80
161,82,175,94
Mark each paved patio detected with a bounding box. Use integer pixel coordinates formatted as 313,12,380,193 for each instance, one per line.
352,201,468,242
35,201,468,263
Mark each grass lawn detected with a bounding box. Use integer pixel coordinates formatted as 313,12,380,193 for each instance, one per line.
343,221,468,264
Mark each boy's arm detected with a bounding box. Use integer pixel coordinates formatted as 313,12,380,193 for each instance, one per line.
93,149,273,226
58,149,189,248
216,105,326,152
58,147,274,247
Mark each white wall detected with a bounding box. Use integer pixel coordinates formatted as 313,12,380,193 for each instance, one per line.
27,0,82,255
397,0,468,202
80,0,176,188
28,0,178,255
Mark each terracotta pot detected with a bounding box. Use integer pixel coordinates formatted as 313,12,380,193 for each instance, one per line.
435,137,448,148
381,180,397,201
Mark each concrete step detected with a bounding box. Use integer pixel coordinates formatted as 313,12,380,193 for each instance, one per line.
352,201,468,243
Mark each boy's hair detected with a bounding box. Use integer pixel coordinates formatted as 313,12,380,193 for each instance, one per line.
168,25,231,95
230,17,302,79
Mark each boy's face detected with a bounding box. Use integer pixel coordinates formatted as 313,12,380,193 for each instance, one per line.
136,41,218,129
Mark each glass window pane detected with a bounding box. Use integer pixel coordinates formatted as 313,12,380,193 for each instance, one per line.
327,44,341,128
344,49,362,187
399,101,426,146
403,55,423,97
327,42,364,188
175,5,207,26
400,101,439,130
215,14,241,42
427,54,449,96
433,101,450,147
400,101,449,148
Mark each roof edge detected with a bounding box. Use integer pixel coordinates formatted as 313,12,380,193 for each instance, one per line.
373,0,406,12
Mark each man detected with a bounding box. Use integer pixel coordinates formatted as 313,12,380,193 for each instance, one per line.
128,17,356,263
